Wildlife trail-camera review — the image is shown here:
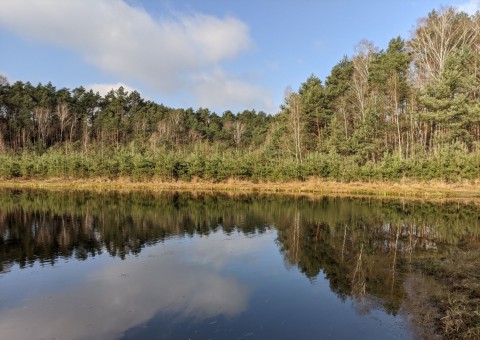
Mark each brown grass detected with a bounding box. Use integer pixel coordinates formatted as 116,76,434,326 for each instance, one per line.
0,178,479,201
411,247,480,339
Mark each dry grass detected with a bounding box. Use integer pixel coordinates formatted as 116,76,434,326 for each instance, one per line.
410,247,480,339
0,178,479,201
437,250,480,339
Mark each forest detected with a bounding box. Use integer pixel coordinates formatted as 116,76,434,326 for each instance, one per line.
0,7,479,182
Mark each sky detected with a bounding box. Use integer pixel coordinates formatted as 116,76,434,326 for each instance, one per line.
0,0,478,114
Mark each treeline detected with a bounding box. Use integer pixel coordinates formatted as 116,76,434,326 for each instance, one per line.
0,7,479,182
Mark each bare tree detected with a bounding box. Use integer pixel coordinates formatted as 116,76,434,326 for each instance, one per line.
151,119,171,147
133,117,148,138
56,102,71,142
285,91,304,164
149,110,184,149
387,73,403,157
409,8,477,87
33,107,51,145
351,40,376,122
169,109,185,147
233,120,246,147
81,118,89,153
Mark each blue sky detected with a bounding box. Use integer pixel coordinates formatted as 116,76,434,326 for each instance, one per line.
0,0,478,114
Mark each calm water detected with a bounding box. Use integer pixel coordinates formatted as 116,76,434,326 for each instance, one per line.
0,190,479,339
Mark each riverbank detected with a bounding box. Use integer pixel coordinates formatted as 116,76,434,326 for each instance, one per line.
0,178,479,200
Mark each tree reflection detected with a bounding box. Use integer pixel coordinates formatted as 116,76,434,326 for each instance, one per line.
0,190,479,317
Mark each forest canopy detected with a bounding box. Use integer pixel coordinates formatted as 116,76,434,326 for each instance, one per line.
0,7,479,182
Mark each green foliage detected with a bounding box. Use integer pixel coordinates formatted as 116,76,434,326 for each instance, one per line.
0,143,478,182
0,7,479,183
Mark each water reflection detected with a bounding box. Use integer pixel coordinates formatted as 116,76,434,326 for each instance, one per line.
0,232,265,339
0,190,479,339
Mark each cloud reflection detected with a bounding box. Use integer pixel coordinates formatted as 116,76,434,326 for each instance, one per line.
0,232,271,340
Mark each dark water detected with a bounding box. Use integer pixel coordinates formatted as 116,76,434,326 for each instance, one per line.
0,190,479,339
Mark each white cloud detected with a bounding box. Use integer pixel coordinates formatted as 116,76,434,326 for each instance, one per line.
86,82,136,97
0,0,271,112
458,0,480,14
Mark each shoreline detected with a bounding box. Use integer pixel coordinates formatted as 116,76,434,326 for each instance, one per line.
0,178,479,201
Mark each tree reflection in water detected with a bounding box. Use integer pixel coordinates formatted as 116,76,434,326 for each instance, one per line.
0,190,479,320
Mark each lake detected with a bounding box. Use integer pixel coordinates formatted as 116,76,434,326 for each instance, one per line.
0,190,479,339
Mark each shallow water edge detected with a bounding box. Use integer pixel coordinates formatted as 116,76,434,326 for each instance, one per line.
1,178,480,201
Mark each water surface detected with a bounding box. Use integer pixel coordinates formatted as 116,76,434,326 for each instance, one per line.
0,190,478,339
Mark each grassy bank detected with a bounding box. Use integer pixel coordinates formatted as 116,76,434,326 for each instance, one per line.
0,178,479,200
408,246,480,339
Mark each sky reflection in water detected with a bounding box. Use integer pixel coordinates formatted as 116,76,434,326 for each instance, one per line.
0,232,410,340
1,191,471,339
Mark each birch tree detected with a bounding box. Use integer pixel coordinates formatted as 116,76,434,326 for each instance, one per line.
409,8,477,87
351,40,376,123
285,90,304,164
